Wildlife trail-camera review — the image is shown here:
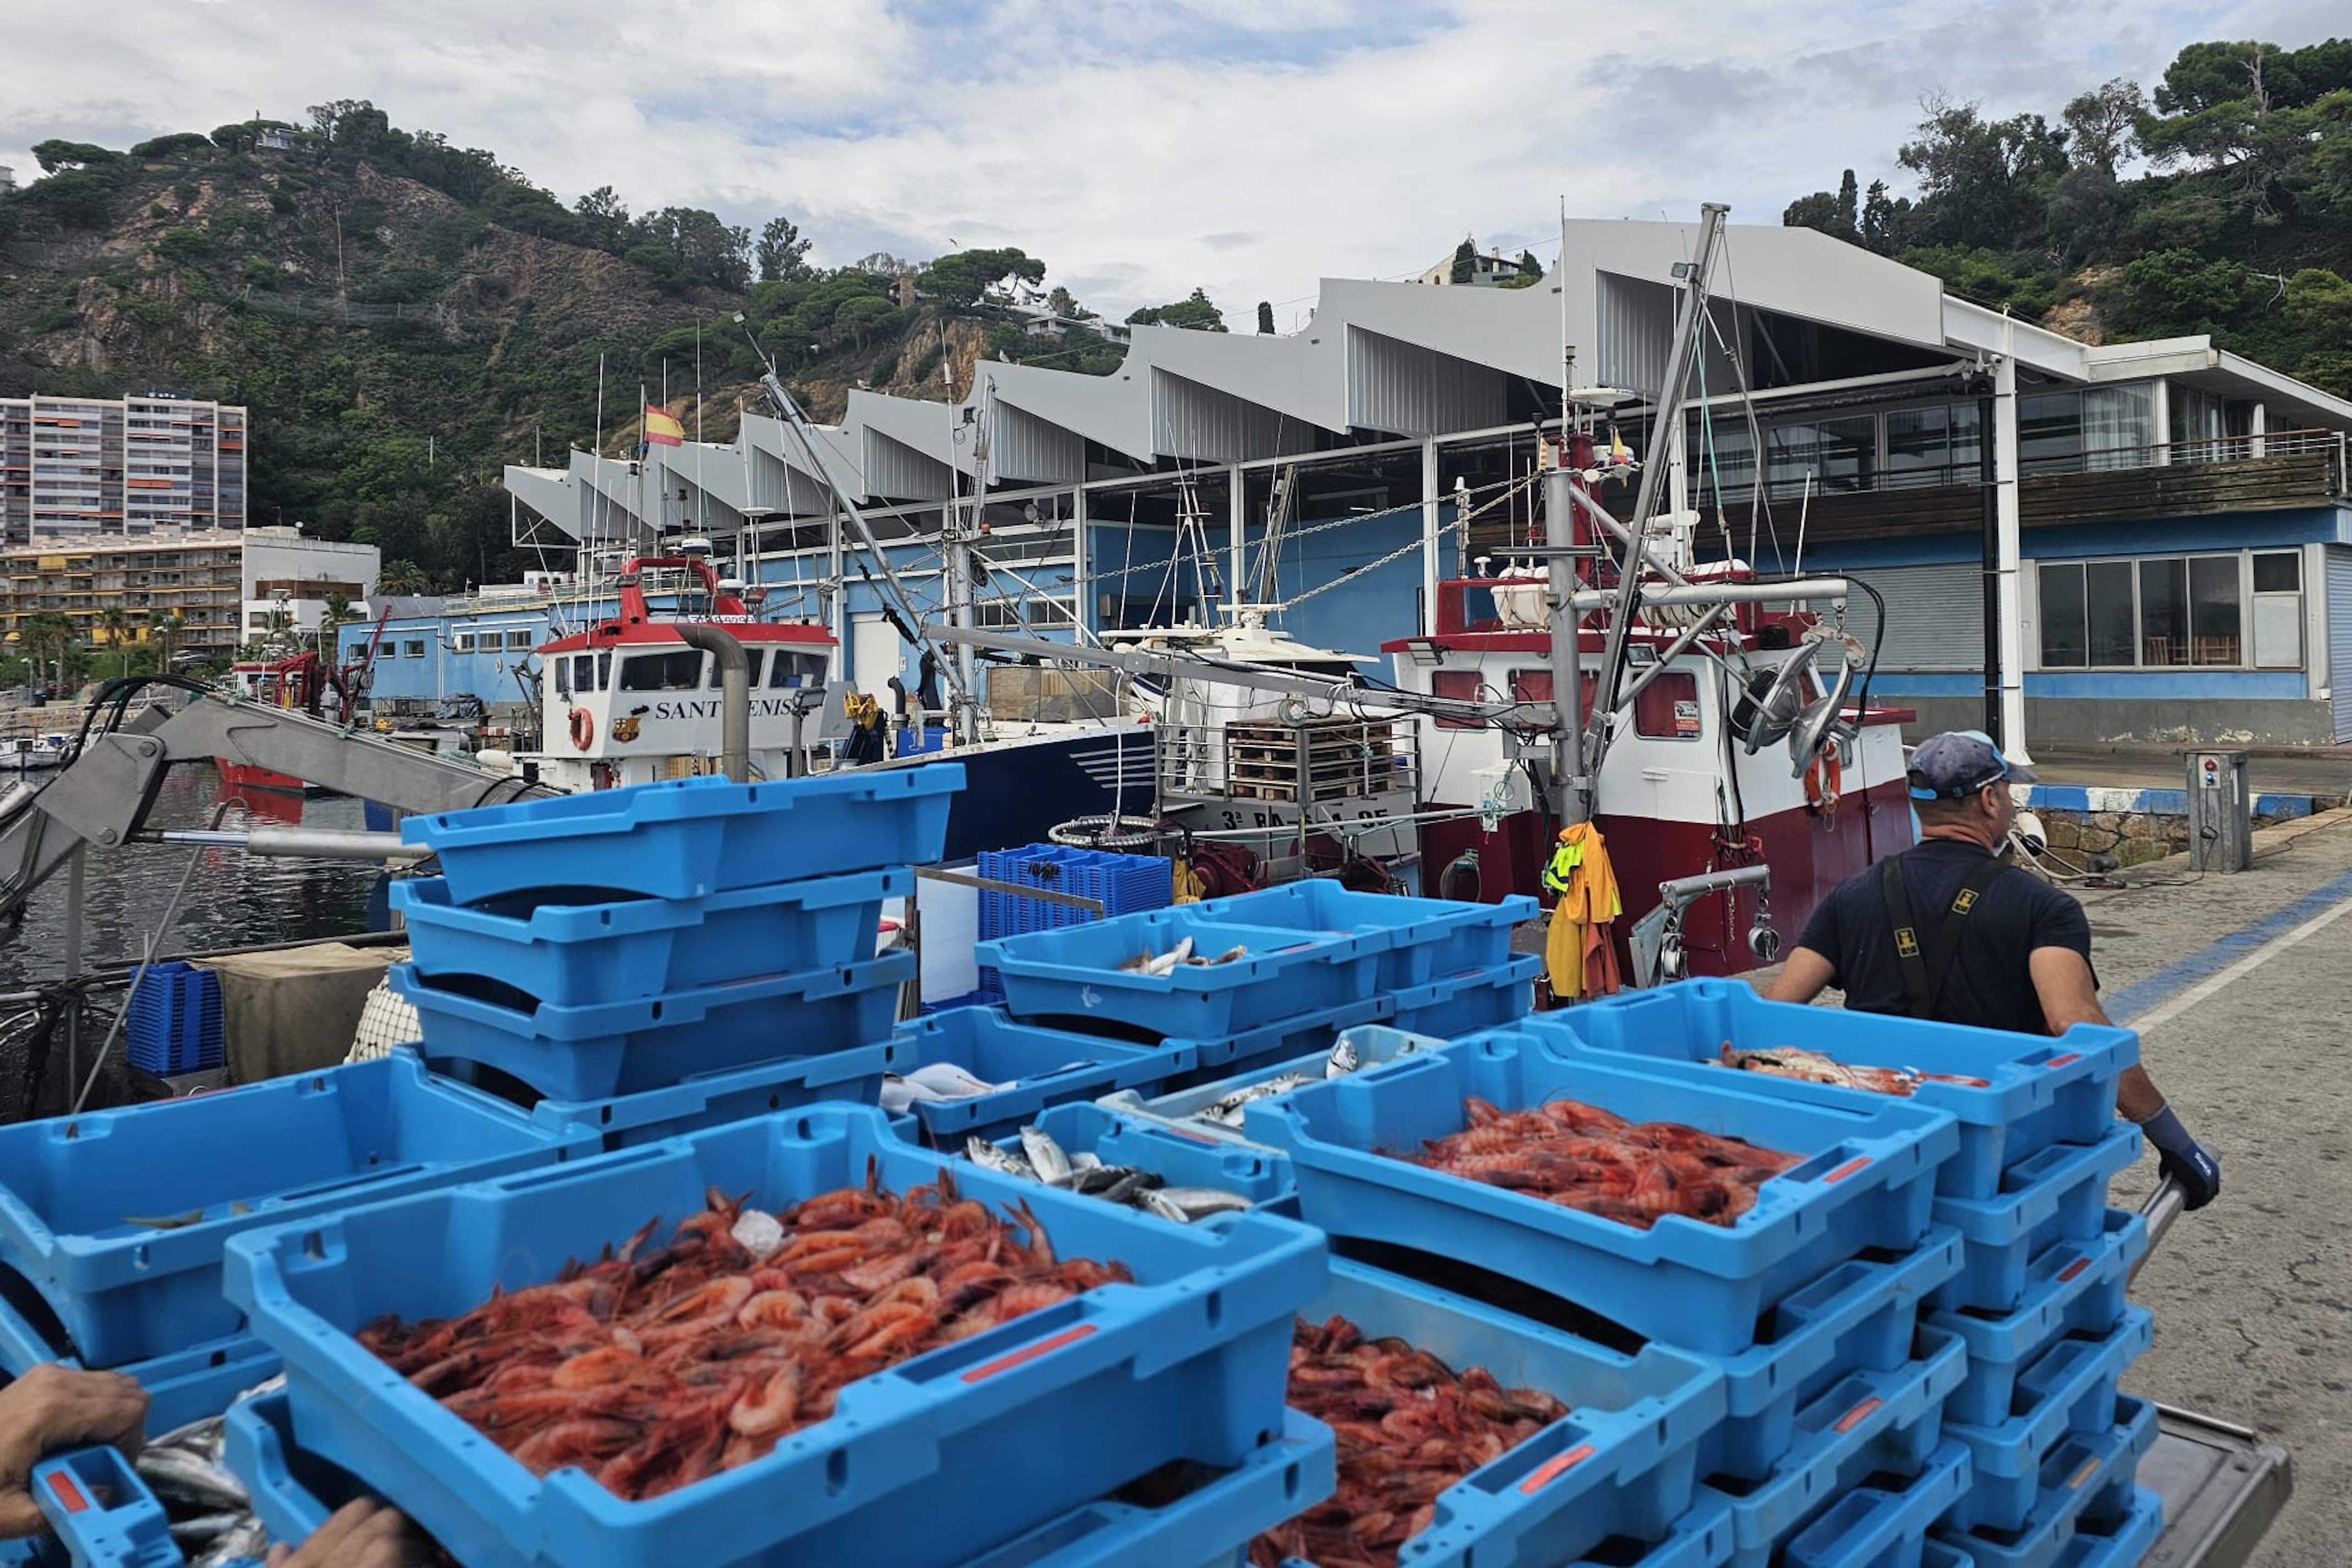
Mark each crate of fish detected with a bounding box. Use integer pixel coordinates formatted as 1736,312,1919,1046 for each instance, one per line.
221,1102,1329,1568
1189,883,1536,991
1164,995,1397,1082
1386,956,1541,1041
1934,1211,2146,1428
522,1037,916,1152
1102,1025,1446,1145
1700,1324,1967,1568
32,1388,313,1568
1243,1028,1960,1354
395,867,905,1009
404,766,964,905
391,950,912,1102
1931,1394,2156,1568
979,902,1389,1039
1939,1308,2154,1537
1556,981,2137,1201
125,962,225,1078
1928,1127,2141,1314
1775,1438,1972,1568
0,1051,590,1369
970,1103,1298,1224
887,1008,1200,1147
1254,1257,1724,1568
1694,1231,1964,1484
0,1280,281,1446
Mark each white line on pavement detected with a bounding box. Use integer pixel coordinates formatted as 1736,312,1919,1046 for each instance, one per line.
2128,889,2352,1035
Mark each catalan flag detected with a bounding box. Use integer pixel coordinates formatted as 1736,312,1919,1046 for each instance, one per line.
644,404,685,447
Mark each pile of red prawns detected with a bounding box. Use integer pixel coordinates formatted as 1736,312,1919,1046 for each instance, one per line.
1250,1314,1570,1568
357,1165,1129,1501
1404,1096,1804,1229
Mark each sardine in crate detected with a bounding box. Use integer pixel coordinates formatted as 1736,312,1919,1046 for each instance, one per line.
223,1103,1329,1568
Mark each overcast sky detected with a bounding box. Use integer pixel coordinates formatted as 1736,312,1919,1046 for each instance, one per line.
3,1,2343,324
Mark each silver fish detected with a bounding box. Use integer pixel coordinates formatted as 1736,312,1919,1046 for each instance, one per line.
149,1414,227,1458
170,1513,246,1548
1199,1074,1313,1127
1200,945,1249,966
136,1446,249,1513
965,1136,1036,1180
1153,1186,1254,1219
191,1519,269,1568
1326,1037,1360,1077
1019,1125,1073,1186
1138,1189,1195,1223
1068,1151,1102,1172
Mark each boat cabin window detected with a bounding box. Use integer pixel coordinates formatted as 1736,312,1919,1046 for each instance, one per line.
553,659,569,698
597,652,612,690
569,654,597,694
770,651,825,688
618,650,705,692
1634,672,1702,740
1430,669,1488,729
1508,668,1597,723
704,651,766,687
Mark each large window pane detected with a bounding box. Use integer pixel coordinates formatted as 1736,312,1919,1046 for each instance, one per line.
2253,551,2300,592
619,650,704,691
2190,556,2242,665
2039,563,2087,667
2086,561,2136,666
1816,417,1876,493
2018,393,2083,470
1432,668,1482,729
2081,385,2154,471
1885,407,1950,489
2139,559,2188,666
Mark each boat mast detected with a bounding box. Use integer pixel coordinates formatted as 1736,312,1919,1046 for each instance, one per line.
1581,202,1728,785
939,355,982,744
1546,200,1590,826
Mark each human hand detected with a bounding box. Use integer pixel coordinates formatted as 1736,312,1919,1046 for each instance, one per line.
2141,1105,2221,1210
0,1364,147,1537
266,1498,436,1567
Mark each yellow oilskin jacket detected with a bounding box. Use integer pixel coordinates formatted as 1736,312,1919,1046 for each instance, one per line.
1543,822,1624,1000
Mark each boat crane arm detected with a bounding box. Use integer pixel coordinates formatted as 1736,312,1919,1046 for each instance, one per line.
0,692,555,934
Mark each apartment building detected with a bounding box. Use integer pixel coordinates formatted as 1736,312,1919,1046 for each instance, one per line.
0,533,247,656
0,392,248,545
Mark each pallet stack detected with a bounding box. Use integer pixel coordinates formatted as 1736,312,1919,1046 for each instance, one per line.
1222,716,1400,803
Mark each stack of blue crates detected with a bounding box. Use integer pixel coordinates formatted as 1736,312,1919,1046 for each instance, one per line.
124,961,224,1077
972,841,1174,1002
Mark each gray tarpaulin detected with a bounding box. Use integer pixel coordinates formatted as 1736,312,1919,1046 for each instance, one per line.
202,944,405,1082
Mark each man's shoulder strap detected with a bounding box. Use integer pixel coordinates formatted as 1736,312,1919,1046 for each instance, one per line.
1880,852,2015,1019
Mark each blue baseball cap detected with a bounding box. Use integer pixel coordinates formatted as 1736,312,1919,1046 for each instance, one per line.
1907,729,2037,802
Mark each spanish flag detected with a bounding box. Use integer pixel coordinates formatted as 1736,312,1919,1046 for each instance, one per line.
644,405,685,447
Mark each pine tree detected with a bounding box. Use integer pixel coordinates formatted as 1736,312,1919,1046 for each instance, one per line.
1833,170,1860,236
1256,300,1275,334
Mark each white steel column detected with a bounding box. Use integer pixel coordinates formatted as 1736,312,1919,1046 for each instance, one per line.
1664,413,1689,518
1420,436,1441,634
1071,486,1089,634
1994,342,2029,759
2150,379,2172,466
1228,464,1246,611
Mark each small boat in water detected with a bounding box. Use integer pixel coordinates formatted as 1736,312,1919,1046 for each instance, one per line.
0,733,69,771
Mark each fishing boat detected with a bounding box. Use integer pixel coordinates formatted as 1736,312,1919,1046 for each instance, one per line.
0,734,69,771
220,649,336,795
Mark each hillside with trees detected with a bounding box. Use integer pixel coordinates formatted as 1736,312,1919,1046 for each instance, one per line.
1782,36,2352,394
0,102,1226,591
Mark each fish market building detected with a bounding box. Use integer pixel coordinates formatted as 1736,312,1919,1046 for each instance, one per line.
483,217,2352,747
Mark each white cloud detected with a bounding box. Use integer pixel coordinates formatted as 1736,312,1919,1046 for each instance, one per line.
3,0,2344,324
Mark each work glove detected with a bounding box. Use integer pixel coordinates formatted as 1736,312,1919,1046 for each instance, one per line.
2139,1106,2220,1211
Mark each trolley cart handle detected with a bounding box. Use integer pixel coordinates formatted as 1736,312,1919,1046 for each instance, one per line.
2128,1175,2184,1286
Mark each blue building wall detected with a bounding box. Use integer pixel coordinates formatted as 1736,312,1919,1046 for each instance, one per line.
341,606,571,705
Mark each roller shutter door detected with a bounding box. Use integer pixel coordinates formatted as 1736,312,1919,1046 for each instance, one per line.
1838,562,1983,672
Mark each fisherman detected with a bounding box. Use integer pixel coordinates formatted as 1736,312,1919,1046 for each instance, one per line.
1765,729,2222,1210
0,1365,436,1563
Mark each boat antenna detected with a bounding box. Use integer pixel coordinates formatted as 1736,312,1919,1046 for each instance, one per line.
731,312,978,729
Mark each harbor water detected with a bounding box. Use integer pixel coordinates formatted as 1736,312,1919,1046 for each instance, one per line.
0,765,378,991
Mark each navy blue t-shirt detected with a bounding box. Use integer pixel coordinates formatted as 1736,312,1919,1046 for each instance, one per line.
1794,840,2093,1035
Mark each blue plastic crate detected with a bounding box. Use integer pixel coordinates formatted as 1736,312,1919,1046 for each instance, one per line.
1246,1028,1959,1354
982,903,1389,1038
1935,1212,2146,1428
393,950,911,1101
395,867,905,1008
1779,1439,1973,1568
1194,883,1536,990
405,767,963,904
977,844,1173,938
1695,1229,1964,1484
1560,981,2138,1200
1387,955,1542,1038
2050,1488,2162,1568
222,1103,1328,1568
1940,1308,2155,1536
890,1008,1199,1146
31,1444,187,1568
1930,1128,2142,1314
1705,1324,1967,1568
124,962,224,1077
1103,1024,1446,1144
0,1052,588,1368
0,1284,279,1442
1164,995,1396,1081
1010,1102,1299,1212
521,1037,914,1150
1266,1257,1724,1568
1932,1395,2157,1568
